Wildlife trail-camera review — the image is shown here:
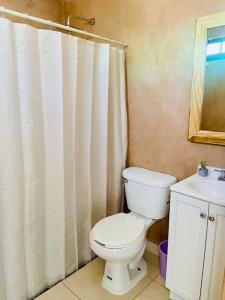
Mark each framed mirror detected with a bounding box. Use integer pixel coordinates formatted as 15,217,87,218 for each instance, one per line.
189,11,225,145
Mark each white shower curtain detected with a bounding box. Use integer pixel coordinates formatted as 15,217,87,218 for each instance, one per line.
0,18,127,300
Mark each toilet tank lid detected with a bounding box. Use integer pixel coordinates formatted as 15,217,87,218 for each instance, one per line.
122,167,177,188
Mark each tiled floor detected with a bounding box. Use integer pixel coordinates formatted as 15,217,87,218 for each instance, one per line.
35,251,169,300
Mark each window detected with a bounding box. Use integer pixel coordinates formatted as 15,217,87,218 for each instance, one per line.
206,37,225,61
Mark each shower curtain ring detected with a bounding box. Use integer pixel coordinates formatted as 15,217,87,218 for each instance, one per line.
0,11,6,21
0,6,5,19
48,20,53,32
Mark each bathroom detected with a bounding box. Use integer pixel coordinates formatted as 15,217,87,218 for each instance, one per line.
0,0,225,299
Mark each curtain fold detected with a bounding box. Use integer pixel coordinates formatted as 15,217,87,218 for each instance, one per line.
0,17,127,300
107,47,127,215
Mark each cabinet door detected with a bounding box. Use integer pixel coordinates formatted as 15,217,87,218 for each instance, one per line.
201,204,225,300
166,192,209,300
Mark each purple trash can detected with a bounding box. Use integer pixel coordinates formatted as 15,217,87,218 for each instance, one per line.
159,240,168,279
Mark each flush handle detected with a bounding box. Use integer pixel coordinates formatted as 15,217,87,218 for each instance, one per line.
122,177,128,183
208,216,215,222
200,212,207,219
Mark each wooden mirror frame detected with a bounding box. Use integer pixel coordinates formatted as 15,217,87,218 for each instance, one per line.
189,11,225,146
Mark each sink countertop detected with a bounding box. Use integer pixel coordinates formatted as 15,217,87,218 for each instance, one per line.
170,166,225,207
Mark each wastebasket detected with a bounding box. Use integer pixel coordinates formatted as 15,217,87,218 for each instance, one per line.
159,240,168,280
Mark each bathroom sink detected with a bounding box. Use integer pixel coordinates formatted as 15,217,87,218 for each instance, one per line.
170,167,225,205
186,180,225,201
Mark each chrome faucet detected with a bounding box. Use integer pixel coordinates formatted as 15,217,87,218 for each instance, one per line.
218,169,225,181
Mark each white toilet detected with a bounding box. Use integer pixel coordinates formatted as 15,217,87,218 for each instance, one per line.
90,167,176,295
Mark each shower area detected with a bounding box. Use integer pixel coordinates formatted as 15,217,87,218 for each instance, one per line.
0,6,127,300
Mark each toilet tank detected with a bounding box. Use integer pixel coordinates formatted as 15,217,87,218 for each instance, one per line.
122,167,177,220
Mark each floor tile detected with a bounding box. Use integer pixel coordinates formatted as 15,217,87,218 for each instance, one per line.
63,257,152,300
134,281,169,300
35,283,80,300
143,251,160,279
154,274,166,287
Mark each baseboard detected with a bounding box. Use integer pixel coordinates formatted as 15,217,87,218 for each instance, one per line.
146,241,159,256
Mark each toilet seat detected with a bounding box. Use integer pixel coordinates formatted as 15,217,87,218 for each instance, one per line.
92,213,146,249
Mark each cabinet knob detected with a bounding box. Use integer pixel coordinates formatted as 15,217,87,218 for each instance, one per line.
200,212,207,219
208,216,215,222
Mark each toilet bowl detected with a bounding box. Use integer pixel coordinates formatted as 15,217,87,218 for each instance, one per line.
90,212,155,295
90,167,176,295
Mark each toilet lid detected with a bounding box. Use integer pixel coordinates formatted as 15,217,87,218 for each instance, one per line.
92,213,146,249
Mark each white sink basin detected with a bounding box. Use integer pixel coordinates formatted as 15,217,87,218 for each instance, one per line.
186,180,225,201
170,167,225,205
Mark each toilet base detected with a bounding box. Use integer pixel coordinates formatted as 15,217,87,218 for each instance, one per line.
102,258,147,295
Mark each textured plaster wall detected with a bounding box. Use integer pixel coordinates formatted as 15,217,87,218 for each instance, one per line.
0,0,65,25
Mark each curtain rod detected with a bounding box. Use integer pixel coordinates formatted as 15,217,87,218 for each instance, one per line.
0,7,128,48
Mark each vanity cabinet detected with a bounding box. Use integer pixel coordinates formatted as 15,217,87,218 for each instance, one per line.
166,192,225,300
201,204,225,300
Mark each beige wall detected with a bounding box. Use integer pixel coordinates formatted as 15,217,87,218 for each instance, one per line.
66,0,225,244
0,0,65,24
